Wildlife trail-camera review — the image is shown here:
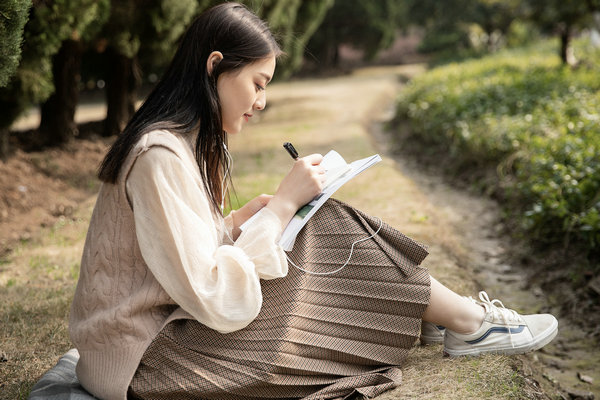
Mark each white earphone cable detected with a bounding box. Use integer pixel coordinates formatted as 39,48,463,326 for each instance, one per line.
221,143,235,243
285,217,383,275
221,143,232,213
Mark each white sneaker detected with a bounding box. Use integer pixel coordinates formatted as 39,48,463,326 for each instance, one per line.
444,291,558,357
420,321,445,345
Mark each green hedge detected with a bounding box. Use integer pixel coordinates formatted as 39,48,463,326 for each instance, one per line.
395,39,600,257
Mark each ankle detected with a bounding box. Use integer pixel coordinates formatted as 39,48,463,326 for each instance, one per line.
451,305,485,335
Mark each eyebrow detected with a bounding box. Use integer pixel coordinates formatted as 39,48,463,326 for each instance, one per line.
259,72,272,84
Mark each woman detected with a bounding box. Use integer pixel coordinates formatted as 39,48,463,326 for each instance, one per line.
69,3,558,399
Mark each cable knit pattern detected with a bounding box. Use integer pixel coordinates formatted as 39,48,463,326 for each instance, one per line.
69,130,287,400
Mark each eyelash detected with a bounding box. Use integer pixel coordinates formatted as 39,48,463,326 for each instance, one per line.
255,84,265,91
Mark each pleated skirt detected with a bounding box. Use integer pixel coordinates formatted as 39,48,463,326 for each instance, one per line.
129,199,431,400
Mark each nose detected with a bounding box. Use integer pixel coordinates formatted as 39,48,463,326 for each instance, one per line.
254,91,266,111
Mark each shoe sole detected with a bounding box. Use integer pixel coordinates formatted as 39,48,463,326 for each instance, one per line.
443,318,558,357
420,335,444,345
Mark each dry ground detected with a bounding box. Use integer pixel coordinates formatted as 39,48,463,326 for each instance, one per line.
1,65,556,399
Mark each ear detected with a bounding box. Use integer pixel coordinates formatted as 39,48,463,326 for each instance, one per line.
207,51,224,76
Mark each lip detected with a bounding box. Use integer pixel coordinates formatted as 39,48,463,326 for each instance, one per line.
243,113,252,122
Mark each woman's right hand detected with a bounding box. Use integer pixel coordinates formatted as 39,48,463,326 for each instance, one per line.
266,153,325,228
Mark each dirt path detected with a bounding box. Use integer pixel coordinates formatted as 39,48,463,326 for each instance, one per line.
4,64,595,398
389,147,600,399
362,68,599,399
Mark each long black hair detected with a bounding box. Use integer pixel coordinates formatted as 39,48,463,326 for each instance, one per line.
98,2,282,212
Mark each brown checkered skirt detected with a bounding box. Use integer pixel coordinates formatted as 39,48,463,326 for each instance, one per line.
129,199,431,400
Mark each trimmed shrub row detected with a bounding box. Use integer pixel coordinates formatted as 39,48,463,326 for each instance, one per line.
394,39,600,260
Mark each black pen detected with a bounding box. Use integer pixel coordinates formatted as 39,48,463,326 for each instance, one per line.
283,142,299,160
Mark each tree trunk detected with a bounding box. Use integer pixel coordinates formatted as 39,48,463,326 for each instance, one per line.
332,43,339,68
559,25,571,65
39,39,83,146
0,127,9,161
324,27,339,68
0,86,25,159
103,47,140,137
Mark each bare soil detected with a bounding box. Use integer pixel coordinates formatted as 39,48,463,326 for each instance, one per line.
0,129,110,259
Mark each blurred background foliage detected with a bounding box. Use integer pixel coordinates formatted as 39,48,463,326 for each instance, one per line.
304,0,409,68
0,0,599,278
1,0,598,154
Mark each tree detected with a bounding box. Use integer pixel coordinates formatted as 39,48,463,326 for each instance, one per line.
259,0,334,78
0,0,31,159
524,0,600,64
0,0,97,158
406,0,475,54
202,0,335,78
0,0,32,87
306,0,407,69
98,0,331,136
406,0,522,55
100,0,197,137
38,0,110,146
472,0,520,51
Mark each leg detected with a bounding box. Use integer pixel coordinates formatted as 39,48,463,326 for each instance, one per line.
422,276,484,334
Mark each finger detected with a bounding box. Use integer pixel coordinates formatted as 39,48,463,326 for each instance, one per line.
256,194,273,207
312,170,324,188
310,166,323,180
316,179,324,193
302,153,323,165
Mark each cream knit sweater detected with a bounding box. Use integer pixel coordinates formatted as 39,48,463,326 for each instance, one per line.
69,130,288,400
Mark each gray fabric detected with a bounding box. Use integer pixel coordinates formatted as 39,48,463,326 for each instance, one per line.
28,349,97,400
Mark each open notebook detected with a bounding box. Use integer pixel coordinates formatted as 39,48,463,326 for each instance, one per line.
241,150,381,250
278,150,381,250
240,150,381,250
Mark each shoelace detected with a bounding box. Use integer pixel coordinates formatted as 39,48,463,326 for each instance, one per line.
472,291,522,348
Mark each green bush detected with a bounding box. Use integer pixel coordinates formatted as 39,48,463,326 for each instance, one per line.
395,38,600,257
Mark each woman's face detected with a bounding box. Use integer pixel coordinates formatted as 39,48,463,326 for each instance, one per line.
217,56,276,134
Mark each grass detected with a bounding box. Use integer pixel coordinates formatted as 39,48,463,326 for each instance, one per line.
0,200,93,399
0,65,549,399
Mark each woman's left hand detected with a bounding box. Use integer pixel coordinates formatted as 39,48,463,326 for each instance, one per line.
231,194,273,240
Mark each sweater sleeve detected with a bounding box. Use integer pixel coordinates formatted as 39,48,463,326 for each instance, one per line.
126,146,288,333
